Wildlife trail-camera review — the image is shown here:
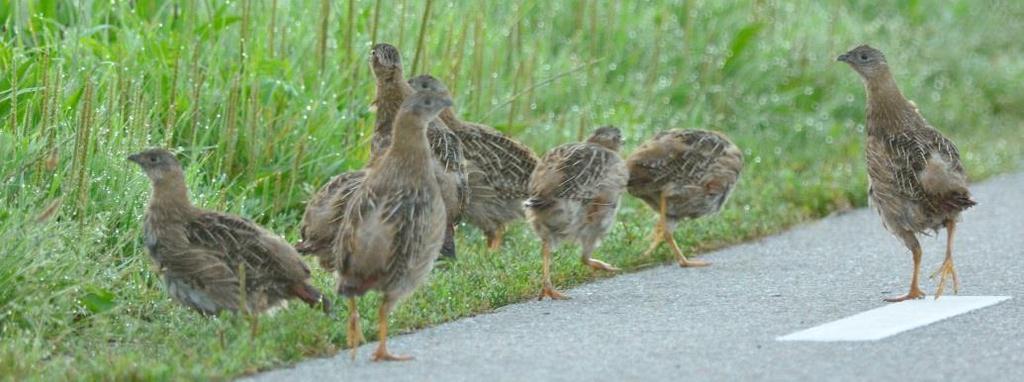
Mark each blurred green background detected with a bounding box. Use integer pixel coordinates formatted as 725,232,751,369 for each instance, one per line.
1,0,1022,379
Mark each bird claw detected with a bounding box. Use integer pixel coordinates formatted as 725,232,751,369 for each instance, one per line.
538,285,569,301
929,258,959,299
372,350,414,362
884,288,926,302
584,259,620,272
677,257,711,268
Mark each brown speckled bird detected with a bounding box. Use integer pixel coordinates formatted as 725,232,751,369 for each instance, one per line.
333,90,452,361
627,129,743,267
296,170,364,270
407,74,540,250
839,45,976,301
525,127,629,300
370,43,468,260
129,149,329,316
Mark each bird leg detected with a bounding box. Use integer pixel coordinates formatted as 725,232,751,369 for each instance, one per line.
884,244,926,302
667,233,710,268
580,240,620,272
486,226,505,251
659,195,709,268
372,297,412,362
929,220,960,299
539,242,568,300
346,298,365,360
641,220,665,257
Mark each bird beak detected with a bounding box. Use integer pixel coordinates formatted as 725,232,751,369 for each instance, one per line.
442,98,454,108
837,53,849,62
127,153,142,164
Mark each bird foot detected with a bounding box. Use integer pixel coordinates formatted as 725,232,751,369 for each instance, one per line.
677,257,711,268
372,348,413,362
929,257,960,299
884,288,926,303
538,285,569,301
584,259,620,272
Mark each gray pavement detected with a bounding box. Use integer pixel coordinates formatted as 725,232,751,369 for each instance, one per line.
246,171,1024,382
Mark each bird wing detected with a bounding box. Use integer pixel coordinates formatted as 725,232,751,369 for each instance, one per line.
427,120,470,214
186,212,310,283
872,126,969,206
427,121,466,177
628,130,742,192
456,122,538,197
300,170,365,243
532,143,621,201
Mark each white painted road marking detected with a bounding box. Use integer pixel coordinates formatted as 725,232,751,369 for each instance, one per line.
777,296,1012,342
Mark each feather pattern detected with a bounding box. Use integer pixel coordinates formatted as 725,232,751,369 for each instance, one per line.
297,170,365,269
132,148,326,316
627,129,743,221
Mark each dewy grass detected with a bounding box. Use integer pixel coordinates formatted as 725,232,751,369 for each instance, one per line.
2,0,1024,380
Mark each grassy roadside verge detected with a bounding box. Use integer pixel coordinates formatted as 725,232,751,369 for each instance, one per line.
2,1,1023,380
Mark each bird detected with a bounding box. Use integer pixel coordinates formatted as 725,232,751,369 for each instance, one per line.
128,148,330,316
369,43,468,260
525,126,629,300
407,74,540,250
296,170,364,271
626,129,743,267
838,44,976,301
333,89,453,361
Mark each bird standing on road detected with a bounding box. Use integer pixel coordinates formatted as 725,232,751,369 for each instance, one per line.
838,45,976,301
626,129,743,267
129,148,330,316
333,90,453,361
525,127,628,300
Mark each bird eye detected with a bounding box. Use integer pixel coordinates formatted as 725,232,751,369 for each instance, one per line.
860,54,868,61
149,156,157,163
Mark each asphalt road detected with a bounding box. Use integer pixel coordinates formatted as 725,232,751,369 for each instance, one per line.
246,171,1024,382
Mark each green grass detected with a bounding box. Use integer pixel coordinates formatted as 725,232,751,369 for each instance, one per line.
2,0,1023,380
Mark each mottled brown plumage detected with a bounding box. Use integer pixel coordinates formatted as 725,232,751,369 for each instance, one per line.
839,45,976,301
525,127,628,300
370,43,468,259
627,129,743,267
296,170,364,270
333,90,452,361
408,74,540,250
129,149,329,316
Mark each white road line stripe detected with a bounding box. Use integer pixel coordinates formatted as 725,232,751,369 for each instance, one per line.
777,296,1012,342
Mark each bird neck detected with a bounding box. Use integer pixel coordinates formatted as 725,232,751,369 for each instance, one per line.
864,69,918,135
384,113,433,166
372,74,414,156
373,72,412,111
439,107,463,129
147,171,196,219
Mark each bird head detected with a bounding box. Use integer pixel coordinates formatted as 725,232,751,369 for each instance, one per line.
587,126,624,152
407,74,451,96
369,43,403,79
128,148,183,182
400,90,454,122
837,44,888,80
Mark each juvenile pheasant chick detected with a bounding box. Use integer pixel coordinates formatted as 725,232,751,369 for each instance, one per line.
525,127,628,300
129,149,329,315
